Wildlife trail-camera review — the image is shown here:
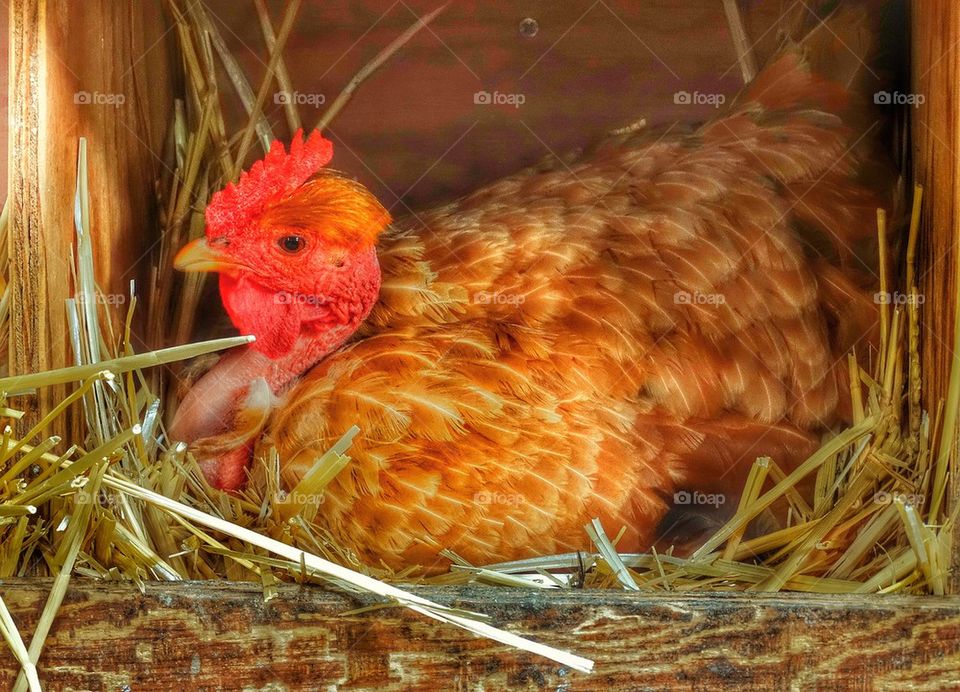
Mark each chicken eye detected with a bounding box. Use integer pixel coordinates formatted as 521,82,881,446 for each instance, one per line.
279,235,306,254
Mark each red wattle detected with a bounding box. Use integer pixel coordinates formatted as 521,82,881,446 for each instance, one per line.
219,274,300,358
218,274,356,359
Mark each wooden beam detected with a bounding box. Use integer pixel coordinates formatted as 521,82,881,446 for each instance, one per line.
202,0,789,209
7,0,173,437
0,580,958,688
912,0,960,591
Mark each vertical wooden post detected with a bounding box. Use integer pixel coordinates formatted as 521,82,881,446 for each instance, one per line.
7,0,174,438
912,0,960,591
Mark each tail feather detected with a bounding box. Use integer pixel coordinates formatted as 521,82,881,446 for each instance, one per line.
736,8,898,251
800,7,877,93
737,5,901,372
665,4,900,528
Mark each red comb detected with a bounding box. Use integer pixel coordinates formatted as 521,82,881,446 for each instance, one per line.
205,129,334,237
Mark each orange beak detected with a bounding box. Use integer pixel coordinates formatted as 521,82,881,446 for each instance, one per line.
174,238,241,273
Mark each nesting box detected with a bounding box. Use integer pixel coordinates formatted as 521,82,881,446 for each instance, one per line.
2,0,960,688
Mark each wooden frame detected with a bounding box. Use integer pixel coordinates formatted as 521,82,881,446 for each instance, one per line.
912,0,960,590
3,0,960,687
1,580,960,688
7,0,172,437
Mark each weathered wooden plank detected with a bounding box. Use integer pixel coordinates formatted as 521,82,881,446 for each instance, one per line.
7,0,173,436
0,580,958,689
912,0,960,592
205,0,790,209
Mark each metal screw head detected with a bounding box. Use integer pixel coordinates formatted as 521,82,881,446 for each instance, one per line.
519,17,539,38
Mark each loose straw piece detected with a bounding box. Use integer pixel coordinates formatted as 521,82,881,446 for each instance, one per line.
930,239,960,519
904,184,923,300
253,0,301,134
0,335,254,396
100,473,594,673
232,0,304,178
691,417,876,560
194,2,275,151
722,457,770,561
585,519,639,591
722,0,758,83
316,5,448,132
0,595,40,692
758,468,878,592
877,209,890,376
12,459,112,692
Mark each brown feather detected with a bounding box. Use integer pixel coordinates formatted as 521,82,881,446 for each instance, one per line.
222,20,901,572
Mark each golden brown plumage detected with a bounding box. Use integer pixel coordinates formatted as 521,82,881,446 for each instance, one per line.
259,55,893,570
172,14,897,573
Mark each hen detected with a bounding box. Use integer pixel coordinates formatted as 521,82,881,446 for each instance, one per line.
170,17,896,572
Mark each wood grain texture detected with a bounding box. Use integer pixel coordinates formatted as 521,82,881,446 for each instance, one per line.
0,4,8,198
7,0,173,435
205,0,791,210
912,0,960,592
0,580,958,690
